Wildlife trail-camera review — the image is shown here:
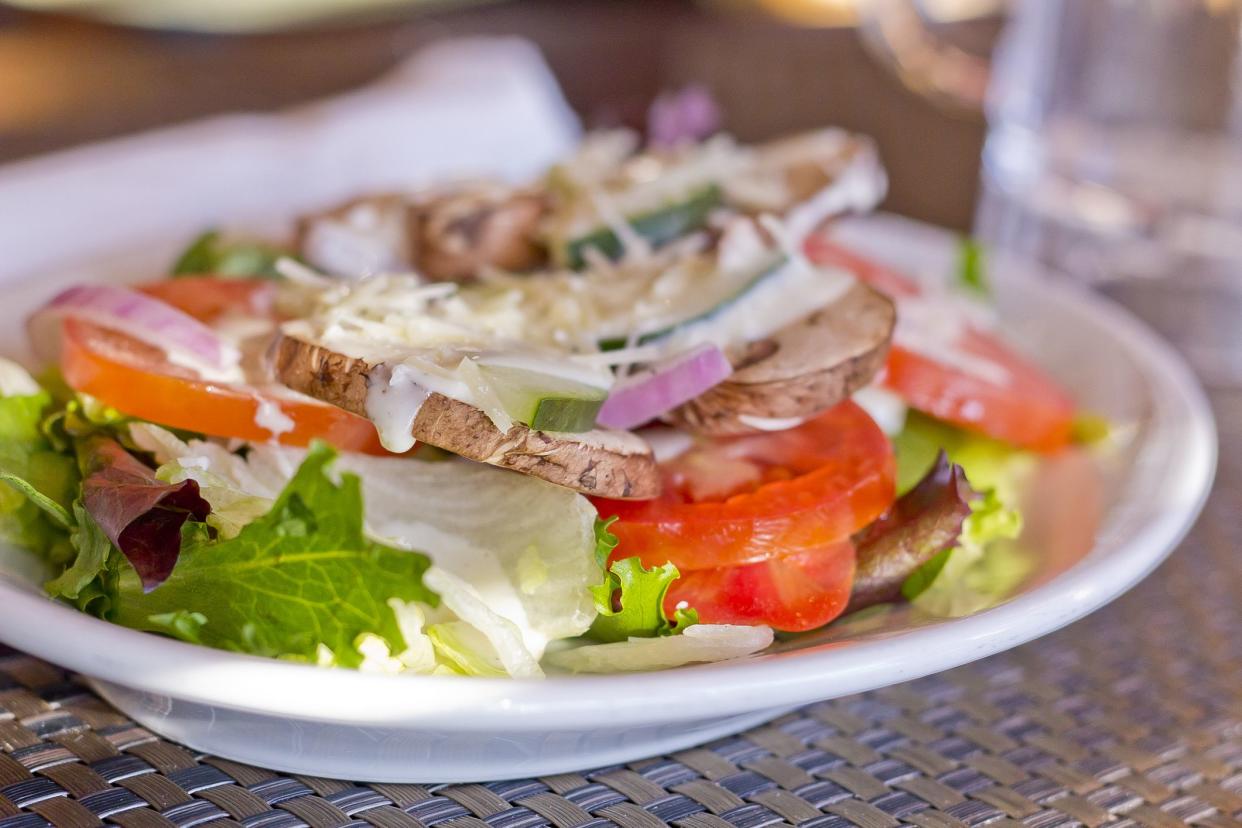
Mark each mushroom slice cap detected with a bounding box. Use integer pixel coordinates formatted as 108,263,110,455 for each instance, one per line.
416,187,548,282
270,333,660,499
669,282,895,436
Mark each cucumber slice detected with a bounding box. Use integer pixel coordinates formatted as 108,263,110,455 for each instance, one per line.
598,253,789,351
564,184,722,269
477,363,608,433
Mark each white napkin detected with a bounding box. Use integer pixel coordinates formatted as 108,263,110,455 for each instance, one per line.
0,38,582,281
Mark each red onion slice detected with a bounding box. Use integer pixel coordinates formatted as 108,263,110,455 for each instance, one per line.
597,343,732,430
28,283,239,374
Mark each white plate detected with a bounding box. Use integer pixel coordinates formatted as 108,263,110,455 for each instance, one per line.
9,53,1210,782
0,213,1216,781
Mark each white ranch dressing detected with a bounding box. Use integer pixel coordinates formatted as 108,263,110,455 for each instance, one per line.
638,426,695,462
737,414,809,432
359,341,617,450
365,364,432,454
253,397,295,440
852,386,907,436
162,346,244,385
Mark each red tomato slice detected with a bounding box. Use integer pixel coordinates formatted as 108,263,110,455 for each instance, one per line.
59,278,389,454
664,541,856,632
138,275,277,323
592,402,894,572
807,238,1075,452
884,329,1074,452
805,237,920,297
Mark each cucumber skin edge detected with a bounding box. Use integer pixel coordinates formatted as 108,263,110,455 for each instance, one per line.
528,396,606,433
564,184,723,270
597,253,790,353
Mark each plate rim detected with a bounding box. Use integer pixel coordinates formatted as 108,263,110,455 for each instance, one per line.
0,261,1217,732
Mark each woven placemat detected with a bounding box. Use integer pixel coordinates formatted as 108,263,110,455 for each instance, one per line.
0,390,1237,828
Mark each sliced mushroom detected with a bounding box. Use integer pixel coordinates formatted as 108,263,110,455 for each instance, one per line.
296,186,548,283
270,333,660,499
668,282,895,436
416,186,547,282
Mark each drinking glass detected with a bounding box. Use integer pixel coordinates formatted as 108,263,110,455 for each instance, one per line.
860,0,1242,387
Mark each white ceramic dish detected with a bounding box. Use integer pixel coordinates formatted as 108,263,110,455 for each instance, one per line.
0,212,1216,782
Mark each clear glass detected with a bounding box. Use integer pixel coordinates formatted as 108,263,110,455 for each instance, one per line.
862,0,1242,387
978,0,1242,386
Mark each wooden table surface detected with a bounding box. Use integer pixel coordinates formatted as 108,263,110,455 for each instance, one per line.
0,0,986,230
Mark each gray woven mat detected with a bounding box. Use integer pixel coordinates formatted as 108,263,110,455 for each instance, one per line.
0,390,1237,828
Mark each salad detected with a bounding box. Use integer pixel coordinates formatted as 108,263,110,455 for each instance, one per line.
0,127,1085,677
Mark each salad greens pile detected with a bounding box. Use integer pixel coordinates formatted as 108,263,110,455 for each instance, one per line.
589,517,698,642
0,356,1038,675
109,444,437,667
0,115,1095,681
170,230,289,280
0,221,1057,676
890,412,1029,617
0,226,1051,676
0,361,778,676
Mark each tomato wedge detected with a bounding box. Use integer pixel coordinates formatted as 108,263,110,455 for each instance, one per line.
138,275,276,323
807,238,1075,452
58,278,388,454
593,402,894,573
805,239,920,298
664,541,856,632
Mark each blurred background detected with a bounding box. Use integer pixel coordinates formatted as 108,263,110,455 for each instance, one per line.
0,0,999,230
4,0,1242,386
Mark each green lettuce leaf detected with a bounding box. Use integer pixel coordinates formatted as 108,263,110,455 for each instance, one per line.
0,372,207,613
0,369,79,556
129,422,601,666
955,237,989,297
77,434,211,591
893,414,1028,613
901,485,1026,610
44,503,114,610
105,443,437,667
146,609,208,644
547,624,772,673
41,389,149,457
1070,411,1111,445
587,517,698,642
423,566,543,678
848,454,974,612
0,470,70,530
427,620,509,677
893,412,1033,497
0,391,77,512
171,230,288,279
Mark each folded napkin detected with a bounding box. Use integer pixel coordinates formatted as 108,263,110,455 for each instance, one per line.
0,38,582,281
